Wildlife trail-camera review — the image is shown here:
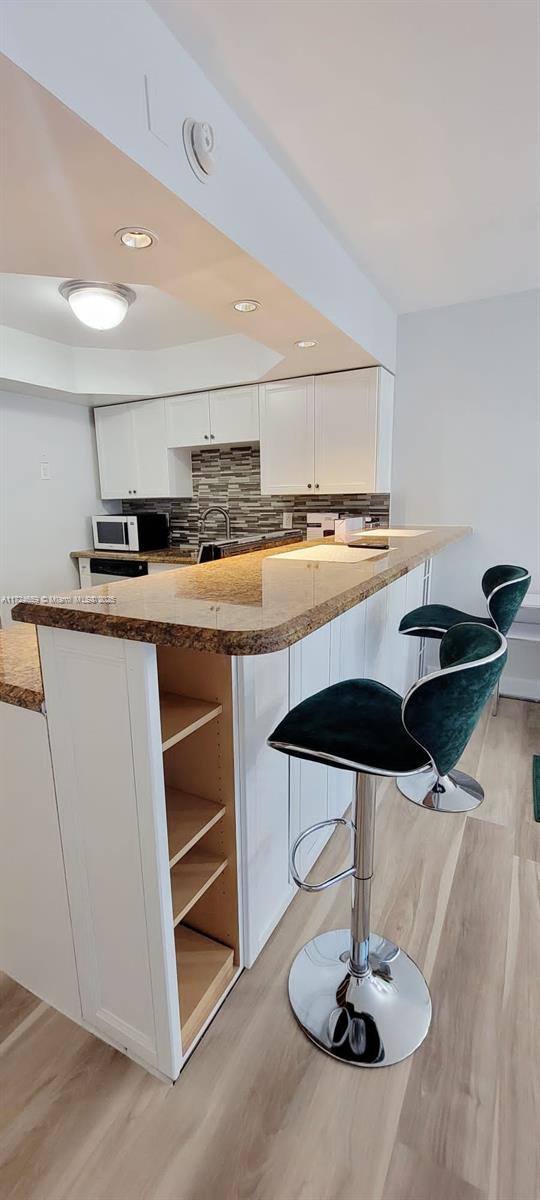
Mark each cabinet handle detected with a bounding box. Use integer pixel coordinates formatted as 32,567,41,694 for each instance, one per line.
133,489,137,494
128,489,132,494
307,483,312,489
210,433,215,440
315,483,320,489
204,434,209,440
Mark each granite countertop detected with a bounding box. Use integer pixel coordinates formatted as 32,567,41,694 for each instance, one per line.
13,526,470,656
0,624,44,711
71,548,195,564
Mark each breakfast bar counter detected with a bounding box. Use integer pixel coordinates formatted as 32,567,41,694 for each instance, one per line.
15,526,469,654
3,524,470,1083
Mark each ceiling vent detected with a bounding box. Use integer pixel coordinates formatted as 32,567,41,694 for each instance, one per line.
182,119,216,183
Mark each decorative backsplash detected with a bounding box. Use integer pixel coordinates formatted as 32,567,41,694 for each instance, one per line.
123,444,390,547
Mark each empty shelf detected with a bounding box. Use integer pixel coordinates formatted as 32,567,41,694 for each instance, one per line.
160,693,222,751
175,925,235,1049
170,849,228,927
166,788,225,868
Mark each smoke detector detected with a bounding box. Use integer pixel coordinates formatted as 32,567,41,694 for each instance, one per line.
182,119,216,182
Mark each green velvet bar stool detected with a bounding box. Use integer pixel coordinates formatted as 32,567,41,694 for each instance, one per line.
268,624,506,1068
398,563,529,800
399,564,530,639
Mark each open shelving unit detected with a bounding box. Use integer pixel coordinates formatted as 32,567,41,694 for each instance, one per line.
157,645,240,1054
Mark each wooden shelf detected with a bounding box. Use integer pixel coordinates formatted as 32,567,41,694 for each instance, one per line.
166,788,225,868
175,925,235,1049
160,693,222,751
170,849,228,927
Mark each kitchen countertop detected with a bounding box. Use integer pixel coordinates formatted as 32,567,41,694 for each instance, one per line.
0,624,44,711
13,526,470,656
71,531,303,565
71,548,196,564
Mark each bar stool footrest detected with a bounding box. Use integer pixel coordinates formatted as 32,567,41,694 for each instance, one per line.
290,817,354,892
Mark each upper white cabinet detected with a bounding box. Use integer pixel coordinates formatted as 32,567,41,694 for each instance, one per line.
209,385,259,444
166,384,259,448
259,376,315,494
94,399,192,500
259,366,394,495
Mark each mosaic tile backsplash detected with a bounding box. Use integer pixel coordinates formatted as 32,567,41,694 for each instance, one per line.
123,444,390,547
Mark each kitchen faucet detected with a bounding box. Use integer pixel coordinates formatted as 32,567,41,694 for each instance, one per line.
200,505,231,540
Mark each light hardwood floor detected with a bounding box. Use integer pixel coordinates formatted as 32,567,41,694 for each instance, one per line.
1,698,538,1200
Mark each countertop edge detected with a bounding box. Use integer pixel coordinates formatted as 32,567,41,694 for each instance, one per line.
13,528,471,656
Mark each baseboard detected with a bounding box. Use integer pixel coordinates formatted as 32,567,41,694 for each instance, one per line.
501,676,540,702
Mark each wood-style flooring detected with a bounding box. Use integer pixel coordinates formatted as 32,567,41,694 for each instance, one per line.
1,698,539,1200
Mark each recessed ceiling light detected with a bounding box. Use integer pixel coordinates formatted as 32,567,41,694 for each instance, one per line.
59,280,136,330
233,299,260,313
295,339,318,349
115,227,156,249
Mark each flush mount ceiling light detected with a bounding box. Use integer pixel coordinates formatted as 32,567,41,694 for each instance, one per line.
295,339,318,349
233,299,260,313
115,227,156,250
59,280,136,330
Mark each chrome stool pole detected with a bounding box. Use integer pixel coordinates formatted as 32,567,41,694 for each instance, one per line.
287,771,432,1067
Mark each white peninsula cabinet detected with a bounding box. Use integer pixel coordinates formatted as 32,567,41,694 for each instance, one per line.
259,366,394,495
4,540,443,1082
94,398,193,500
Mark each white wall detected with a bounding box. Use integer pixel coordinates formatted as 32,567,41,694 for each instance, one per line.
392,289,540,699
0,390,108,624
1,0,396,371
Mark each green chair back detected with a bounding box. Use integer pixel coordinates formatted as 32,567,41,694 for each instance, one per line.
402,624,507,778
481,565,531,634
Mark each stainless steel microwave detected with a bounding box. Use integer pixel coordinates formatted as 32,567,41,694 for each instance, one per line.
91,512,169,552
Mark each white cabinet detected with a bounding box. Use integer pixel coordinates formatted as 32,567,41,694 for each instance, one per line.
289,624,332,878
166,384,259,448
235,649,294,967
94,403,137,498
95,399,192,500
166,393,210,447
38,627,181,1078
314,369,378,492
210,385,259,444
259,367,394,495
0,702,81,1022
259,376,315,494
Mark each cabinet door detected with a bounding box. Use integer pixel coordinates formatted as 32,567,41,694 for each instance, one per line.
259,377,314,494
235,650,294,966
384,575,409,695
132,399,170,498
166,393,210,447
364,586,389,684
0,703,81,1021
94,404,137,499
314,368,378,493
289,624,331,877
209,385,259,444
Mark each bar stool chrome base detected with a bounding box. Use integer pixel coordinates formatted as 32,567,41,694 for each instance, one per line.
397,767,484,812
289,929,432,1067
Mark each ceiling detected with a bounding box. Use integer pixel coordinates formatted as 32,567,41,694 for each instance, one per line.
0,54,376,403
151,0,539,313
0,275,230,350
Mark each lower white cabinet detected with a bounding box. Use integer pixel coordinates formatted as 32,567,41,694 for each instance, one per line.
0,702,81,1021
289,624,332,878
235,648,294,967
38,627,181,1079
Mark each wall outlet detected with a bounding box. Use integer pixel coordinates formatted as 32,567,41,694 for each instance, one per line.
40,461,50,480
282,512,293,529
